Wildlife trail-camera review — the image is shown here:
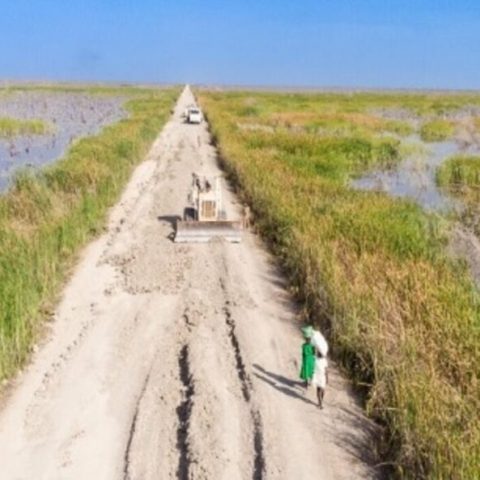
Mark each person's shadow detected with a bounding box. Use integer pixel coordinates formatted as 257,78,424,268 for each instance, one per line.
252,364,317,407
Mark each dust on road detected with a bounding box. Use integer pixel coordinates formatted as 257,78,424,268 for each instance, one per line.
0,87,380,479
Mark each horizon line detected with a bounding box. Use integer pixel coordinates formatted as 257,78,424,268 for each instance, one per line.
1,78,480,94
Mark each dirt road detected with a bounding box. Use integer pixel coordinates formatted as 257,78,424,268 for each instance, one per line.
0,87,379,479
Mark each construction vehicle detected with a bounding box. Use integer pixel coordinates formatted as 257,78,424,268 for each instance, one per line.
174,174,242,243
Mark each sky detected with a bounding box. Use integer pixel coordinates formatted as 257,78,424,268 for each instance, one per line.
1,0,480,89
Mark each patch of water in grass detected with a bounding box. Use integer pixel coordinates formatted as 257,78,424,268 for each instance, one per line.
351,135,478,211
0,91,127,192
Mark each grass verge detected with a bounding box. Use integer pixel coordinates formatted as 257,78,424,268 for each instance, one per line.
199,90,480,479
0,87,178,380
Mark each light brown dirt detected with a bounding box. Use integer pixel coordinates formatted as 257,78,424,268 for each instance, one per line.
0,87,380,479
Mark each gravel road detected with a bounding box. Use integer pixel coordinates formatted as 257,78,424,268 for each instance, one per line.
0,87,379,479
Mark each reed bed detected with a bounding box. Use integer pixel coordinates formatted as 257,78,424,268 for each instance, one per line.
437,155,480,190
420,119,456,142
437,155,480,233
199,90,480,479
0,117,49,137
0,88,178,380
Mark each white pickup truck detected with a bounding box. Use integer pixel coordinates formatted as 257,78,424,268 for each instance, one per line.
186,107,203,124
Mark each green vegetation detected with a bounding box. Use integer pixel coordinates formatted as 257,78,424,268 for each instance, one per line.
221,90,480,118
0,87,178,381
437,155,480,190
199,90,480,479
0,117,49,137
420,119,455,142
437,156,480,231
258,111,413,138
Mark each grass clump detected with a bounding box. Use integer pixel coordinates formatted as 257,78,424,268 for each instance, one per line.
0,117,49,137
199,90,480,479
420,119,455,142
437,155,480,190
0,87,179,380
436,156,480,223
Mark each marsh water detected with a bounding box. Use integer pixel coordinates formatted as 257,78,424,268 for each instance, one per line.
352,135,473,212
0,91,127,192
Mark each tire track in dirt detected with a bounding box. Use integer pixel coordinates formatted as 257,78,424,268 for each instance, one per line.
213,251,267,479
123,372,152,480
116,301,195,479
224,304,266,480
224,305,252,403
175,344,194,480
173,250,258,479
120,252,256,479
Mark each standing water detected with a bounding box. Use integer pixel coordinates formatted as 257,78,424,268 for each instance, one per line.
0,91,127,192
352,135,470,212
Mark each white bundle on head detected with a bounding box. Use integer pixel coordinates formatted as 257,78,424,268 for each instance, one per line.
311,330,328,357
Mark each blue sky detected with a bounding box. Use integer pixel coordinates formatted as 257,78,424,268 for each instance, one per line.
1,0,480,89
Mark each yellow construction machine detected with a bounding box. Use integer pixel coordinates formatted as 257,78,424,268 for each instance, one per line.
174,174,243,243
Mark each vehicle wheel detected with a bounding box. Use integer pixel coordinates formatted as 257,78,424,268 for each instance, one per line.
183,207,196,221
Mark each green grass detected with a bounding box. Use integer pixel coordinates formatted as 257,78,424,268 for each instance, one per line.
0,87,179,381
420,119,455,142
0,117,50,137
254,110,414,138
209,89,480,115
437,155,480,190
436,156,480,234
199,90,480,479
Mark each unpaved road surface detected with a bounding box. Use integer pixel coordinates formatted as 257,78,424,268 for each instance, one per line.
0,87,379,479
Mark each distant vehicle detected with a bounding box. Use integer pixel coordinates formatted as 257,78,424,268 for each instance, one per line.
186,107,202,124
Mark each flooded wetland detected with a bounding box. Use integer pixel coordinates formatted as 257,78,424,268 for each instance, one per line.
0,89,127,191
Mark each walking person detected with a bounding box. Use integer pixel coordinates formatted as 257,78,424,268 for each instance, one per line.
312,350,328,409
299,326,315,388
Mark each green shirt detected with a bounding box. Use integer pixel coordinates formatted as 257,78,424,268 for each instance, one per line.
300,342,315,380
